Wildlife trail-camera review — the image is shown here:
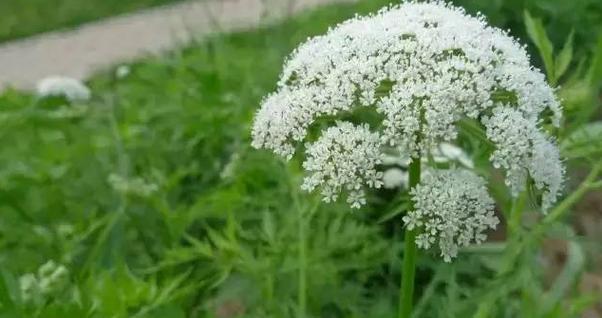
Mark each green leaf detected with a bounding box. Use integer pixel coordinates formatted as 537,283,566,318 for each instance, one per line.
377,201,408,224
457,118,494,149
524,10,555,83
182,234,214,258
587,34,602,86
0,271,16,311
568,292,602,317
554,30,574,82
561,121,602,159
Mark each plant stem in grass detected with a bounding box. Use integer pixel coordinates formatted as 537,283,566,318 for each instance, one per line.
399,156,421,318
296,193,320,318
535,164,602,235
298,202,307,318
474,165,602,318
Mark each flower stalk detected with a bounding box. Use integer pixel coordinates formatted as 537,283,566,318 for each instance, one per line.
298,203,307,318
399,156,421,318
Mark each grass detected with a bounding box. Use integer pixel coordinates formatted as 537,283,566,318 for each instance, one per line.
0,0,601,317
0,0,183,42
0,1,399,316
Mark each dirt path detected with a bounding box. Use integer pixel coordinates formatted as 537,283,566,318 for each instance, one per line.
0,0,352,90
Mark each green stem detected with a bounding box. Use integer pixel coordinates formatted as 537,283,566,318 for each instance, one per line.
298,202,307,318
535,164,602,236
474,164,602,318
399,157,421,318
508,190,528,235
266,274,274,310
295,195,319,318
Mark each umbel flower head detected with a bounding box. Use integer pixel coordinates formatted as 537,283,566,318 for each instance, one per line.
251,2,565,257
403,168,498,261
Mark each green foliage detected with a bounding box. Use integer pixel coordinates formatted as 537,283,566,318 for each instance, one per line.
524,10,557,83
0,0,601,317
0,0,183,42
454,0,602,57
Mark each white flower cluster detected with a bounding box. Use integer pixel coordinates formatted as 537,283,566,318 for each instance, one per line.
108,174,158,198
383,168,407,189
301,122,383,208
116,65,131,79
403,169,499,261
19,261,69,303
251,2,563,210
484,107,564,211
36,76,91,102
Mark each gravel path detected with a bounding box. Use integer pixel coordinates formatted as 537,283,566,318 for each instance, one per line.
0,0,352,90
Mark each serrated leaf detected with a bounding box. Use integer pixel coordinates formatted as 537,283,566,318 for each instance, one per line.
587,35,602,86
0,271,16,311
183,233,214,258
207,227,235,251
261,210,276,243
524,10,555,83
561,121,602,159
555,30,574,81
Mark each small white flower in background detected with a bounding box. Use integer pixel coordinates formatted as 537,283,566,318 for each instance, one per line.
221,92,237,103
19,260,70,302
383,168,408,189
37,260,58,278
115,65,130,79
382,153,411,166
433,142,474,168
403,169,499,262
19,273,38,302
38,261,69,295
220,152,240,180
382,143,472,190
36,76,91,102
108,174,158,198
56,223,75,239
47,105,88,119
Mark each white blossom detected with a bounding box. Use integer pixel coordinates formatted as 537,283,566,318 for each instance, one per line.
383,168,408,189
251,2,563,210
529,136,564,211
116,65,131,79
403,169,499,262
301,122,383,208
484,107,564,210
36,76,91,102
19,274,37,302
433,142,473,168
20,260,70,303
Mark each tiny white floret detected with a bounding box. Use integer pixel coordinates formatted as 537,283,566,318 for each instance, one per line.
36,76,91,102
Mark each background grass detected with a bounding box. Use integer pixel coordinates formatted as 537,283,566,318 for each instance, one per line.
0,0,601,317
0,0,183,43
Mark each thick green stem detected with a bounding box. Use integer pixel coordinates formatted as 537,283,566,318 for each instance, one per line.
298,203,307,318
508,190,528,235
399,157,421,318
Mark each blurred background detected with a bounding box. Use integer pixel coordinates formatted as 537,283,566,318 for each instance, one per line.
0,0,601,317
